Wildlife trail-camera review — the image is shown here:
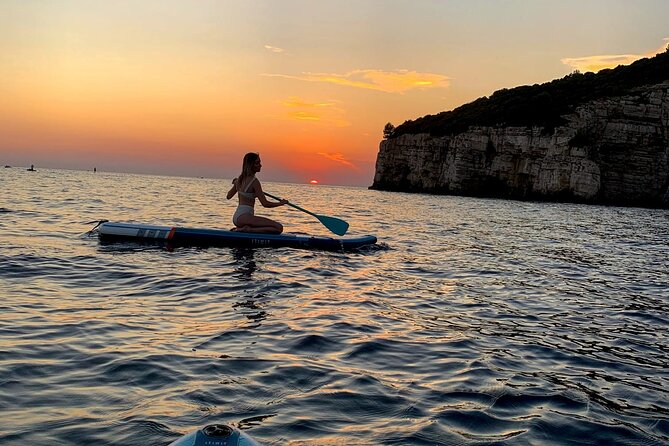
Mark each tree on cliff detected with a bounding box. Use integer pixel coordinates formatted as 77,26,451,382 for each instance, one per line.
383,122,395,139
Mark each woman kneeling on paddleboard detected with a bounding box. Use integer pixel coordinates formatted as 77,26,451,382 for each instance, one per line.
227,152,288,233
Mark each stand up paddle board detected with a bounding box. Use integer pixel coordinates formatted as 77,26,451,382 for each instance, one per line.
94,221,377,251
168,424,261,446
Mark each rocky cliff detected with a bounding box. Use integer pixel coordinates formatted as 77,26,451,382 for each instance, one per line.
371,82,669,208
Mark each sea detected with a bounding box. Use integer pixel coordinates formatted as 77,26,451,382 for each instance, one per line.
1,168,668,446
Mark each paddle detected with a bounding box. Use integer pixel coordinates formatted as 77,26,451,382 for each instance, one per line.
265,192,349,236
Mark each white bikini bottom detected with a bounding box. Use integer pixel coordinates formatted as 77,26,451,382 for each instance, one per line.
233,205,254,226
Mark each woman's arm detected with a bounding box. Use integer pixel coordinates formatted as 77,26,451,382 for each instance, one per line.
255,180,288,208
226,178,237,200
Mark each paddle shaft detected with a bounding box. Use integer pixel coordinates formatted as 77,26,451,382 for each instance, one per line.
264,192,317,217
264,191,350,236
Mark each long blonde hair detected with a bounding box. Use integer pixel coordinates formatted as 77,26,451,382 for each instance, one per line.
237,152,259,189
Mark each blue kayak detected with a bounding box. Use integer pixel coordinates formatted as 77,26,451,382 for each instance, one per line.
169,424,261,446
96,221,377,251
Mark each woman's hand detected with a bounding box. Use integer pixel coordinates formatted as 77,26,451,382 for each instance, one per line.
279,199,289,206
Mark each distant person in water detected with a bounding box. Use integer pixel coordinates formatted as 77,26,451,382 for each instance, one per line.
226,152,288,233
27,164,36,171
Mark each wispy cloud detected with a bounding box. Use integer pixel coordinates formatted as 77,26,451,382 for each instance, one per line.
263,69,450,93
264,44,286,54
317,152,359,170
274,96,350,127
287,111,320,121
282,97,337,108
561,54,647,73
561,38,669,73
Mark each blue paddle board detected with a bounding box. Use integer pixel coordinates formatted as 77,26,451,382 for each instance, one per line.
95,221,377,251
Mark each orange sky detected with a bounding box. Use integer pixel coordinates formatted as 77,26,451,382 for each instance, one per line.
1,1,668,185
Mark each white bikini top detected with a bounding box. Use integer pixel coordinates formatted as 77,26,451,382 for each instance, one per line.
238,176,256,200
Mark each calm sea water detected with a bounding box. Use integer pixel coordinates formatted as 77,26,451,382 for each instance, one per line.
1,168,668,445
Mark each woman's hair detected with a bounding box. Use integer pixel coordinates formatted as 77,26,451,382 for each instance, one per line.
237,152,259,187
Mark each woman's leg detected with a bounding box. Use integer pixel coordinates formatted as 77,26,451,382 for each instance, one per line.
236,214,283,234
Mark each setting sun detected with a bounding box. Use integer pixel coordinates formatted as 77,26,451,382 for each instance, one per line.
310,179,319,184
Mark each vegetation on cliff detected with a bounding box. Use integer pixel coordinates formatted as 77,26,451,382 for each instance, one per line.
387,48,669,138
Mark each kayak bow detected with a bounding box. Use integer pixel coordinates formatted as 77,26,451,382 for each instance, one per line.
168,424,261,446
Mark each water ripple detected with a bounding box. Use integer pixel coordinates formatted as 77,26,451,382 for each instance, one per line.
0,169,668,445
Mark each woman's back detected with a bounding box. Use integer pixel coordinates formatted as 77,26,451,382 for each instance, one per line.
237,176,256,204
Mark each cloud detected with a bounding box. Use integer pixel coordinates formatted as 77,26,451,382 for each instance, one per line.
317,152,359,170
278,96,350,127
287,111,320,121
561,54,646,73
264,45,286,54
263,69,450,93
561,38,669,73
282,97,337,108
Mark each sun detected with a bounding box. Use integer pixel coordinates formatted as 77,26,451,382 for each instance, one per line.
309,179,319,185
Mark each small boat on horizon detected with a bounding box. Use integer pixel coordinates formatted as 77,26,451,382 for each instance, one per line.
27,164,37,172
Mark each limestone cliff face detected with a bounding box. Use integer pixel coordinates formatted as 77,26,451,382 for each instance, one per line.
371,82,669,208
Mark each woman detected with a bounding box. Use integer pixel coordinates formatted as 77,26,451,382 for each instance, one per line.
227,152,288,233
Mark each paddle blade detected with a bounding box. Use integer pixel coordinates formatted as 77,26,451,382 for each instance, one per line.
317,214,349,236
